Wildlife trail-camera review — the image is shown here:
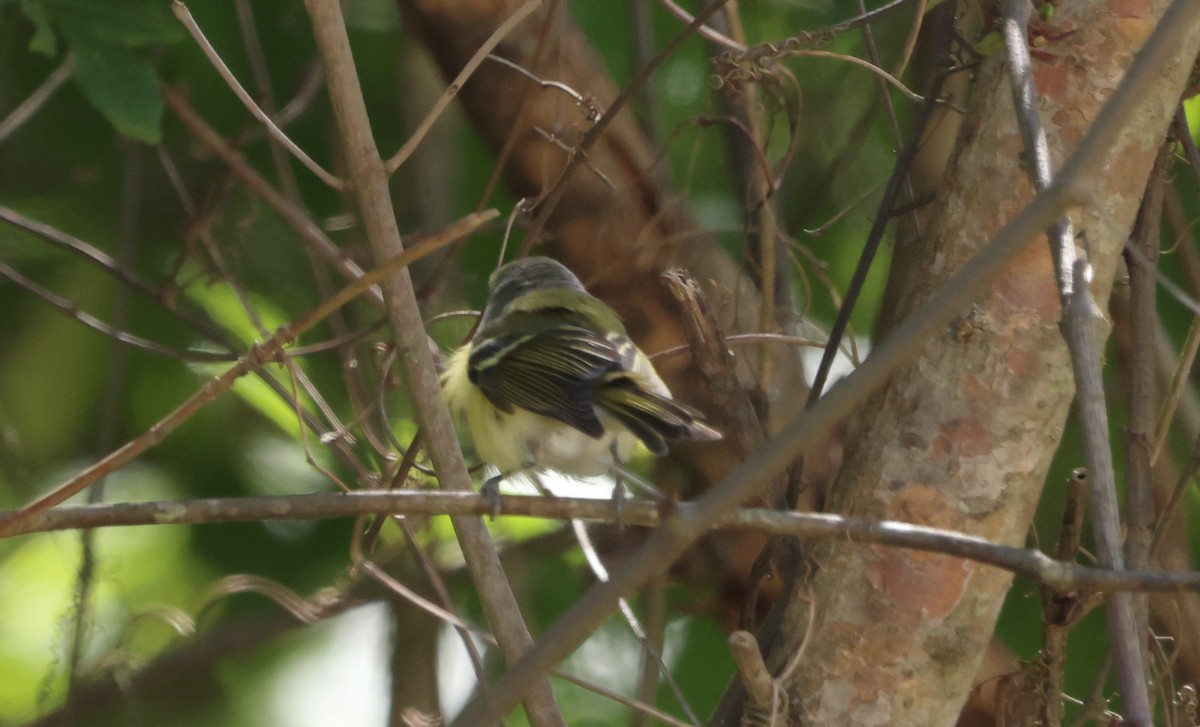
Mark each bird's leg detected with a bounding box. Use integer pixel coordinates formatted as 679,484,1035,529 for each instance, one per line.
607,461,664,501
609,444,626,527
481,473,504,519
481,451,540,520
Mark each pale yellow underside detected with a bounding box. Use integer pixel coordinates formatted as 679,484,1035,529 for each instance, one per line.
442,344,644,476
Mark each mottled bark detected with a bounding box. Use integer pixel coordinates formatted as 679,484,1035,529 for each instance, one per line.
774,1,1200,724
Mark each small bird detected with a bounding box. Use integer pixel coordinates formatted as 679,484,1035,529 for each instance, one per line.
441,257,721,494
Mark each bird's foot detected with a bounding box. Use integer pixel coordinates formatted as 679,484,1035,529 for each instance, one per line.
610,479,626,528
481,475,503,519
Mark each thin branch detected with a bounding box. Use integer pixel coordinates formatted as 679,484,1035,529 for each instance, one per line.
691,114,776,196
0,259,234,362
1038,469,1101,727
5,493,1200,593
525,0,732,241
656,0,746,52
1125,238,1200,316
730,0,919,63
1152,312,1200,463
857,0,922,254
707,3,786,394
301,1,566,725
0,211,495,537
1151,428,1200,557
171,1,345,190
385,1,542,175
160,86,385,310
1153,108,1200,462
807,67,944,404
355,521,693,727
800,173,891,236
66,142,144,710
1124,136,1172,629
233,0,303,197
567,519,701,726
274,64,326,129
1003,0,1152,720
0,205,219,326
728,631,773,714
891,0,928,79
1,202,377,485
451,0,1200,720
628,0,663,145
1002,0,1075,286
0,53,75,141
547,671,693,727
485,54,594,111
765,49,923,103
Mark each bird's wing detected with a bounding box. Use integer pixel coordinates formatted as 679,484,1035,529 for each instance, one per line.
468,321,618,438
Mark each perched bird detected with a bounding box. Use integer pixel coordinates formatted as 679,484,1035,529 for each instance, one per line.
441,257,721,493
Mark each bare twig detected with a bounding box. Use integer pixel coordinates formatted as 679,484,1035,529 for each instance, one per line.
1002,0,1075,284
857,0,921,253
0,53,75,141
566,519,701,726
0,259,233,361
525,0,731,240
0,211,494,536
631,573,668,727
302,1,565,724
1151,429,1200,557
891,0,928,79
0,205,216,324
1152,315,1200,463
385,1,542,175
757,49,923,103
233,0,302,200
6,493,1200,593
730,0,920,63
1004,0,1154,720
66,143,144,710
1,201,377,486
274,64,326,129
708,3,788,393
1037,469,1101,726
1065,92,1154,727
1124,137,1173,674
172,1,344,190
728,631,773,715
161,86,386,311
628,0,662,146
657,0,745,52
1153,108,1200,462
807,67,944,404
663,270,764,458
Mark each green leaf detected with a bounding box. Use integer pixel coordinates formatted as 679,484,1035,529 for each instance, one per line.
65,29,163,142
49,0,182,47
973,30,1005,56
343,0,399,32
17,0,57,55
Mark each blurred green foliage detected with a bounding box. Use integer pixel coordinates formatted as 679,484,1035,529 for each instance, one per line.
2,0,1197,724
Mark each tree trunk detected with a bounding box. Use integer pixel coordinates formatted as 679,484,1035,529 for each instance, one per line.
770,2,1200,723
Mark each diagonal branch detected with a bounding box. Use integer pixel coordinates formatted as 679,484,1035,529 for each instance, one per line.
172,0,344,190
301,1,567,725
450,0,1200,721
0,212,493,537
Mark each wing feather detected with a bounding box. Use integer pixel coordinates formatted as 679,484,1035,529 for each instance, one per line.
468,317,619,438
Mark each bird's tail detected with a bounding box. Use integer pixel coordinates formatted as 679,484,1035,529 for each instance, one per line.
594,377,723,456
